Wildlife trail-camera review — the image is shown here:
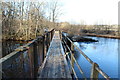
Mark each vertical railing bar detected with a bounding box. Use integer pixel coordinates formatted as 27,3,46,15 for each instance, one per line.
71,42,74,76
90,63,99,79
28,44,34,78
44,34,47,57
46,33,48,53
42,36,45,62
64,35,94,64
49,32,50,46
33,41,39,78
49,32,51,42
62,39,86,79
66,53,78,80
62,33,110,79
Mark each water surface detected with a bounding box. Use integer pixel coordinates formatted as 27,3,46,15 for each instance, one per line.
74,36,119,78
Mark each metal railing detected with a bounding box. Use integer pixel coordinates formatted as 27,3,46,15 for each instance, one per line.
60,31,110,80
0,29,54,78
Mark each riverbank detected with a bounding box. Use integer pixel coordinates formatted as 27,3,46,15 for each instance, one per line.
83,33,120,39
66,33,98,42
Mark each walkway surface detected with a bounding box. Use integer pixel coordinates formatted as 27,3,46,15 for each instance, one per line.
38,31,72,78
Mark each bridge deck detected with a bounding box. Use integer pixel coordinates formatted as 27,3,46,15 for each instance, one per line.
38,31,72,78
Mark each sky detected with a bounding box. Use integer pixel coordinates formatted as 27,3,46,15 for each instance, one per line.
58,0,119,25
2,0,119,25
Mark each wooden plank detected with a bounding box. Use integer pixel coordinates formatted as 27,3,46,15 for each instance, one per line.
38,31,72,78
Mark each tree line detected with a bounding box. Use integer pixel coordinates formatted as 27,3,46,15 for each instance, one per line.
2,1,61,40
59,22,118,36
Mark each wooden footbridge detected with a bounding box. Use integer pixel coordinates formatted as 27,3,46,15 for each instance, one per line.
0,29,110,79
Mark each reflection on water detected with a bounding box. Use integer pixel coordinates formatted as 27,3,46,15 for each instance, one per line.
74,37,119,78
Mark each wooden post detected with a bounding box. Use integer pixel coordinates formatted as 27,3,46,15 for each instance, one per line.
46,33,49,52
61,33,67,53
44,34,47,57
59,31,62,40
51,29,54,39
33,41,38,78
28,45,34,78
48,32,50,46
21,51,25,77
71,43,74,75
90,63,99,79
49,32,50,41
37,37,42,66
51,29,54,38
49,32,51,42
42,36,45,62
61,31,62,40
51,31,52,40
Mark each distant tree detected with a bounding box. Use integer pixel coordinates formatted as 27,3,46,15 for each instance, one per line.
46,0,62,28
2,2,49,40
2,1,63,40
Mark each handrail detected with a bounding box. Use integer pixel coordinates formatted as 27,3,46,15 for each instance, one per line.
61,31,110,80
1,38,38,63
0,29,54,64
1,29,54,78
65,35,94,64
62,38,87,79
95,67,110,80
66,51,78,79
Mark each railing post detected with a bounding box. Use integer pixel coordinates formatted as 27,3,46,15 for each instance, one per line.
62,35,67,53
48,32,50,46
49,32,51,42
46,33,49,52
51,29,54,39
33,41,38,78
28,45,34,78
90,63,99,79
42,36,45,62
37,37,42,66
50,30,53,40
59,31,62,40
71,43,74,75
44,34,47,57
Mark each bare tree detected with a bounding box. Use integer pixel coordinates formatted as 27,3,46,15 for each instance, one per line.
2,1,63,40
47,0,62,23
2,2,47,40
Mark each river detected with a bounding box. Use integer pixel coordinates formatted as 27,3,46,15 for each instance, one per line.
74,36,119,78
1,36,119,78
